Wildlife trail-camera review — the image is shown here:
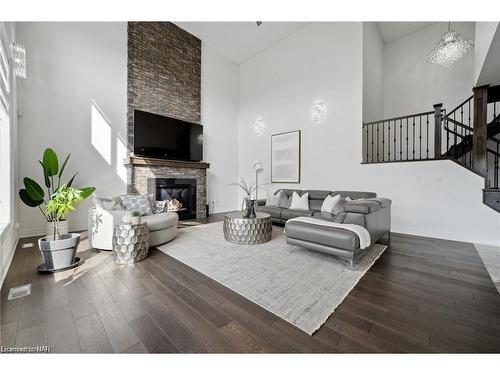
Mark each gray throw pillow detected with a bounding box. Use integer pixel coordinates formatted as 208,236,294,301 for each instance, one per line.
265,191,283,207
120,194,153,216
279,193,292,208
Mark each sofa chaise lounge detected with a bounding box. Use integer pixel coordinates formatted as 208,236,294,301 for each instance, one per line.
258,189,391,268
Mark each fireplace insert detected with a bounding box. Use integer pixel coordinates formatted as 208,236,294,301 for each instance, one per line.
148,178,197,220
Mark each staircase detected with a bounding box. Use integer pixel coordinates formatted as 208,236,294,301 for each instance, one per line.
362,84,500,213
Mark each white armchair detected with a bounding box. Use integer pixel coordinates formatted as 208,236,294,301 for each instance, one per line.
88,204,178,251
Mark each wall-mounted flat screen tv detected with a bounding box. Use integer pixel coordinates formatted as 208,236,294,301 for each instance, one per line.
133,109,203,162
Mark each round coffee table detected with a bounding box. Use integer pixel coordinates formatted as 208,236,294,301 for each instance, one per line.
223,212,272,245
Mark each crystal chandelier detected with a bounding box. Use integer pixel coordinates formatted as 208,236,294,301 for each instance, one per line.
427,22,474,67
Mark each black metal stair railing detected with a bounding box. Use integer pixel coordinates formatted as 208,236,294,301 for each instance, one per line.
487,140,500,189
362,110,438,163
442,95,474,169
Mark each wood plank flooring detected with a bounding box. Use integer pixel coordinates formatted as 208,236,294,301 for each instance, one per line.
1,213,500,353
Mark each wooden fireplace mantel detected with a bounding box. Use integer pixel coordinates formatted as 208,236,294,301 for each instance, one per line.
125,156,210,170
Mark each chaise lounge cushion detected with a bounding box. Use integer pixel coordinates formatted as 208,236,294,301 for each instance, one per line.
141,212,178,232
285,220,360,251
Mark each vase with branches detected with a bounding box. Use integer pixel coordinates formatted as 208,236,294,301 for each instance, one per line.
228,177,263,218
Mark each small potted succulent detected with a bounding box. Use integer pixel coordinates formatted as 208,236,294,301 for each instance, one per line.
131,211,142,225
19,148,95,270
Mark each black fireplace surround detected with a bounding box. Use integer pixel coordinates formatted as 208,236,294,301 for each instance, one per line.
148,178,197,220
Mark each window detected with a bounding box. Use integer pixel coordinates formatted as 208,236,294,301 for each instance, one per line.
0,22,11,225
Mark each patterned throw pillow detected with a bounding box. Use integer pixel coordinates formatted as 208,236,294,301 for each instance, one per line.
120,194,153,216
153,200,168,214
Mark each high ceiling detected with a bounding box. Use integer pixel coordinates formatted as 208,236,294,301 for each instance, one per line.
175,22,308,63
376,22,438,43
175,22,443,63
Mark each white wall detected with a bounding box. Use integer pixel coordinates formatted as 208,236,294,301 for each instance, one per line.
384,22,475,118
16,23,241,237
238,22,500,246
16,22,128,237
362,22,384,123
201,44,239,213
0,22,19,287
474,22,499,85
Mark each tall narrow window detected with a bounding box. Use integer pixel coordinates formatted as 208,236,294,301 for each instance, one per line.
0,23,12,225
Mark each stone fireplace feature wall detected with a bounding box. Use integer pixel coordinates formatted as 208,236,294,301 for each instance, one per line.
127,22,201,150
130,165,206,220
127,22,205,219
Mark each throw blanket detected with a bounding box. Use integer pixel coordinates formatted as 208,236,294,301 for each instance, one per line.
285,217,372,249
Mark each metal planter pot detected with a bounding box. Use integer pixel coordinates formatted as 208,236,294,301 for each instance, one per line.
38,233,80,270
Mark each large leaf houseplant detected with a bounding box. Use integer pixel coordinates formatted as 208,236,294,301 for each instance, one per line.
19,148,95,271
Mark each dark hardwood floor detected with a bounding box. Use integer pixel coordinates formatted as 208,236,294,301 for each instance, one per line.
1,213,500,353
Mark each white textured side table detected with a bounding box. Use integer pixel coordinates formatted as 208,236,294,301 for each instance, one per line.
112,222,149,264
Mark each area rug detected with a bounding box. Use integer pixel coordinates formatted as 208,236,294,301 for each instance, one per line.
157,222,386,335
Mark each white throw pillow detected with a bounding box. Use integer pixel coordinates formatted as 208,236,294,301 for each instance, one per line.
289,191,309,210
265,191,283,207
321,194,351,215
321,194,340,213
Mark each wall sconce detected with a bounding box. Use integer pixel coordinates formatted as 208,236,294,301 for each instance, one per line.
312,101,325,122
254,118,264,136
13,42,26,79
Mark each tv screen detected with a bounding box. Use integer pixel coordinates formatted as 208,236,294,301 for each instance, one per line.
133,110,203,162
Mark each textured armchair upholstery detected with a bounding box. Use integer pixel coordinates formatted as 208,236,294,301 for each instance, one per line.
88,204,178,251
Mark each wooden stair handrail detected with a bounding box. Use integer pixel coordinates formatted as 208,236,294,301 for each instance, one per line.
363,110,435,126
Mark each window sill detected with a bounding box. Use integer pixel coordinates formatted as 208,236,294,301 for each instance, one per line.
0,222,12,239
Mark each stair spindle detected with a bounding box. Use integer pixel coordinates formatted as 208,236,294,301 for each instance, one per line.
388,121,391,161
377,123,380,162
400,119,403,160
382,121,385,161
426,114,429,159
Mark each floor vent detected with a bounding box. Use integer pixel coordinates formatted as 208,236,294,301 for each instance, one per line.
21,242,34,248
8,284,32,300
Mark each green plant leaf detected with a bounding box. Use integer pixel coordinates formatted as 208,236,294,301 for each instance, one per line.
38,160,51,188
19,189,43,207
67,172,78,187
58,153,71,178
80,187,96,199
24,177,45,201
42,148,59,176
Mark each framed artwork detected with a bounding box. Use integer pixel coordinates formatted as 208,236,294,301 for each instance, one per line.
271,130,301,183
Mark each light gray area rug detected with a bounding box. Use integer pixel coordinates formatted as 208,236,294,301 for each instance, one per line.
157,222,386,335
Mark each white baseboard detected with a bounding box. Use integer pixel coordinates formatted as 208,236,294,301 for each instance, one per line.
211,205,239,215
19,223,88,238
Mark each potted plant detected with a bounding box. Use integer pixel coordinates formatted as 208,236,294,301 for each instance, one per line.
131,211,142,225
19,148,95,270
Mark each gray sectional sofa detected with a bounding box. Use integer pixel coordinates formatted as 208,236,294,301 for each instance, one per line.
257,189,391,269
